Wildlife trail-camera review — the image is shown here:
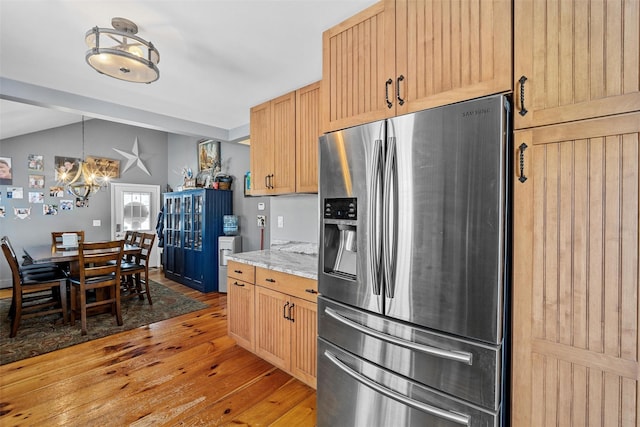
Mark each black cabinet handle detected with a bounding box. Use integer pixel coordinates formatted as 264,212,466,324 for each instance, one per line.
518,143,528,183
233,281,244,287
518,76,528,116
288,303,295,322
264,175,269,189
233,269,243,274
305,288,318,294
283,301,290,320
265,278,276,283
396,75,405,105
385,78,393,109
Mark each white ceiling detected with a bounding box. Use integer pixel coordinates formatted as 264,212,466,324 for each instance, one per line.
0,0,377,140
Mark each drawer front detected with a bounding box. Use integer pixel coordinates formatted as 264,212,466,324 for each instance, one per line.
319,297,503,411
228,260,255,283
256,267,318,302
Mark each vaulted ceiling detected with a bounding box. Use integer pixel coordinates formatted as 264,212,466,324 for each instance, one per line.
0,0,377,140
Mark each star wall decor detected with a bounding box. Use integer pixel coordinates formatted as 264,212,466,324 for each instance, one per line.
113,137,151,176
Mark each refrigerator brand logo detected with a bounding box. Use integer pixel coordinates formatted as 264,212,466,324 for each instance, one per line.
462,108,491,117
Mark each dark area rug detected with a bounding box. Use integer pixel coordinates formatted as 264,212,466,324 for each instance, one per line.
0,280,208,365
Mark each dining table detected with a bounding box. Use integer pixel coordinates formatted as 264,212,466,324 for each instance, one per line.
22,242,142,317
23,243,142,270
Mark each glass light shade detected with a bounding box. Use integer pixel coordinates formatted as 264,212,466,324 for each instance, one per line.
85,27,160,83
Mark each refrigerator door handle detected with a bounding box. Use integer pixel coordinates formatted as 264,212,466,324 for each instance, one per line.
383,136,398,298
324,307,473,365
324,350,471,426
368,138,384,296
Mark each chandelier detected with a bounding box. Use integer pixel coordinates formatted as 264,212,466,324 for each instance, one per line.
85,17,160,84
57,118,110,201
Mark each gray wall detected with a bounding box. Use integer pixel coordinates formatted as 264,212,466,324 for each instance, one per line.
270,194,319,244
1,121,320,287
0,119,169,286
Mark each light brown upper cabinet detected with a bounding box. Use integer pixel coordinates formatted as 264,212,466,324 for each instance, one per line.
250,82,320,196
295,81,321,193
322,0,512,132
514,0,640,130
249,91,296,195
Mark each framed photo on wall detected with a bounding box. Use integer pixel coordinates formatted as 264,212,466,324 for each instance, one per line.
198,139,221,174
0,156,13,185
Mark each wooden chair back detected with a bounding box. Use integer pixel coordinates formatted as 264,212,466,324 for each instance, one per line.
51,231,85,249
70,240,124,335
1,236,67,337
121,232,156,304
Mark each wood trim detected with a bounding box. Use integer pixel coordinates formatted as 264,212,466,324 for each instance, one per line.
531,111,640,145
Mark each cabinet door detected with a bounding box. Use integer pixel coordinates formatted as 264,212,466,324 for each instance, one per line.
255,286,291,371
227,278,255,351
289,296,317,389
514,0,640,129
250,100,273,195
395,0,511,116
271,91,296,194
512,112,640,426
296,81,321,193
322,1,395,132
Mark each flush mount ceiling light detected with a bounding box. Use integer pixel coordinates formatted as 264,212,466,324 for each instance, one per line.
85,17,160,84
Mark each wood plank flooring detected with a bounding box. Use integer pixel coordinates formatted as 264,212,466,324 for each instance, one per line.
0,269,317,426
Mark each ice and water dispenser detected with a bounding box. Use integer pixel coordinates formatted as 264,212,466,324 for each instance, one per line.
322,198,357,279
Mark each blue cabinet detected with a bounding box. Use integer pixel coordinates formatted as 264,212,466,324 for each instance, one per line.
163,189,232,292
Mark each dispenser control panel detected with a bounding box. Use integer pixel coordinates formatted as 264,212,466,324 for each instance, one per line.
324,198,357,220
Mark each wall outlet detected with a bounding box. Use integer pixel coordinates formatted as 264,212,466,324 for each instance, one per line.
258,202,265,211
277,216,284,228
93,220,101,226
257,215,266,228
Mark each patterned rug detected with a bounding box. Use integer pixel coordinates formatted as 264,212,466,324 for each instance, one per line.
0,280,209,365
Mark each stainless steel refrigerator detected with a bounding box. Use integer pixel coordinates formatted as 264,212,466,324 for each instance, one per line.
317,94,511,426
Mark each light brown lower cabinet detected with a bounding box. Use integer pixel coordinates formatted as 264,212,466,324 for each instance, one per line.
255,286,318,388
227,261,318,389
512,111,640,426
227,276,255,352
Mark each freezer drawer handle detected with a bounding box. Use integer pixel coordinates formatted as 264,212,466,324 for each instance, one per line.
324,350,471,426
325,307,473,365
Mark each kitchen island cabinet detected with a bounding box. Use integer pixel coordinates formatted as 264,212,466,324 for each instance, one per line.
322,0,511,132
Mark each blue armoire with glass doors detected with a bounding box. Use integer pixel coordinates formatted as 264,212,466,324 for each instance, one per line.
163,188,232,292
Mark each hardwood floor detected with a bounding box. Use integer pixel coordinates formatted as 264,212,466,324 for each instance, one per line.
0,269,317,426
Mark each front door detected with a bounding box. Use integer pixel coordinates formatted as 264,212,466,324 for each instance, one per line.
110,183,161,267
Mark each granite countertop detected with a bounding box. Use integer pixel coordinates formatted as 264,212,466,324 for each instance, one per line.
226,240,319,280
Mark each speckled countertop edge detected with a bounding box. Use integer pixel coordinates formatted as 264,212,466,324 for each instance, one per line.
226,241,319,280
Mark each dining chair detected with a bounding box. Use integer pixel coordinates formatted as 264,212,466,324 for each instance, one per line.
1,236,68,338
120,232,156,305
51,230,85,249
68,240,124,335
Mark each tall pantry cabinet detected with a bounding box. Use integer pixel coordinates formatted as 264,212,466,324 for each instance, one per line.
511,1,640,426
321,0,511,132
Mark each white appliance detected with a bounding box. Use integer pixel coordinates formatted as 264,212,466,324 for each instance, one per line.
218,236,242,292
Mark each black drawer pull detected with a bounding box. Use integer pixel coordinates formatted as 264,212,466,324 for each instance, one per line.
233,281,245,287
265,278,276,283
385,78,393,109
233,270,243,274
288,303,295,322
305,288,318,294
